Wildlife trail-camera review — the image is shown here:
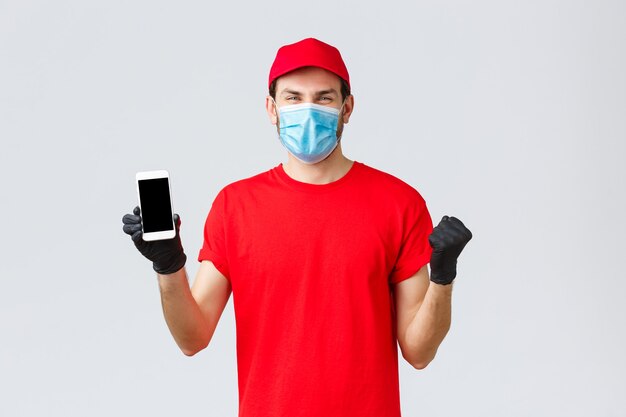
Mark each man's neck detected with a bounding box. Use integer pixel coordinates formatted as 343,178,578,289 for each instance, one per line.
282,147,354,185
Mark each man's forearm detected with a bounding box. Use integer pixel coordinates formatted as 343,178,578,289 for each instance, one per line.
157,267,211,356
403,282,452,369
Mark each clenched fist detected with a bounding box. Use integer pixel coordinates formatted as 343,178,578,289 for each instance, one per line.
428,216,472,285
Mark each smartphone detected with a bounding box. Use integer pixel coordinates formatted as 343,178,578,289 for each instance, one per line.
135,170,176,241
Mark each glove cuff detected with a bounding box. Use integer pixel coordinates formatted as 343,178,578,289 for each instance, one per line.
430,269,456,285
153,252,187,275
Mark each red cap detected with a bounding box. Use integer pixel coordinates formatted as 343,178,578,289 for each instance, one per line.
268,38,350,89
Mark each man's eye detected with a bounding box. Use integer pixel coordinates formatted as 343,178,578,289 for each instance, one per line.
286,96,299,101
319,97,331,101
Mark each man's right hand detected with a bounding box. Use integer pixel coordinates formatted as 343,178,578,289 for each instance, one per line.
122,206,187,275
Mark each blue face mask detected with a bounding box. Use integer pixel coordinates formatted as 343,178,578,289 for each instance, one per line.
274,101,344,164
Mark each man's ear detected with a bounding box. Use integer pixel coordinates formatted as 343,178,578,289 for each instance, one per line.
341,95,354,124
265,96,278,125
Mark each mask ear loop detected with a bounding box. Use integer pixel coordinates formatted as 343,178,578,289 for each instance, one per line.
336,97,348,141
339,97,347,115
270,97,285,149
270,97,280,123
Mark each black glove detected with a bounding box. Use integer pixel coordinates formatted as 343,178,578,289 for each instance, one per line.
428,215,472,285
122,206,187,275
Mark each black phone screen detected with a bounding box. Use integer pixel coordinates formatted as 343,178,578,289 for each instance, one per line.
138,178,174,233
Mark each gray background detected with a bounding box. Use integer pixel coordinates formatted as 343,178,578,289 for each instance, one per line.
1,0,624,416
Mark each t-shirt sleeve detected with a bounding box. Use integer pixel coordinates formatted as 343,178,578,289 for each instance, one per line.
197,188,230,281
389,192,434,285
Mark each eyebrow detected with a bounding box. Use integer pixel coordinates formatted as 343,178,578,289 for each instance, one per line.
315,89,339,96
280,88,339,96
280,89,302,96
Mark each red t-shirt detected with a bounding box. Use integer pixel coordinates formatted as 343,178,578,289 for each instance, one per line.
198,161,433,417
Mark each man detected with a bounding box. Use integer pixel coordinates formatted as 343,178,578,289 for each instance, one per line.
123,38,472,417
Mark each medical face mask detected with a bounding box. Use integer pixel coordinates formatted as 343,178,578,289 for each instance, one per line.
274,100,345,164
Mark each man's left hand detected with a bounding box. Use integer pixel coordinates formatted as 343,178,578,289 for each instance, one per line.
428,216,473,285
